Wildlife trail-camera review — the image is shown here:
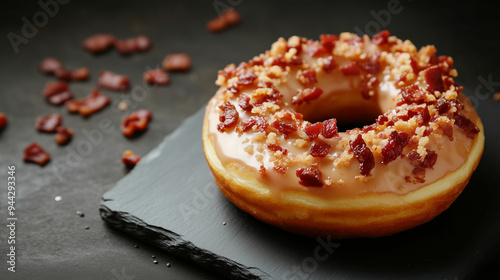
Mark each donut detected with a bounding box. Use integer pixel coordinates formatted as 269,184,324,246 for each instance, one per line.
202,31,484,238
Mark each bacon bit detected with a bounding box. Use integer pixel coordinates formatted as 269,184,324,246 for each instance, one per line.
376,115,388,125
237,116,268,133
305,122,323,140
144,69,170,85
319,34,338,53
83,33,116,53
271,120,297,136
408,106,430,125
361,76,378,99
38,57,62,75
55,126,73,145
410,57,423,74
267,144,288,155
305,43,327,57
309,141,331,158
372,30,390,45
358,54,381,74
273,166,286,174
162,53,191,72
121,110,153,138
400,84,425,104
251,88,282,106
23,142,50,166
206,8,242,33
237,72,257,86
439,121,454,140
66,89,110,116
300,69,318,85
238,94,253,111
35,113,62,133
71,67,90,81
296,167,323,187
0,113,7,131
340,62,359,75
217,102,239,132
424,65,445,93
259,165,267,177
270,55,288,69
289,55,303,66
322,118,338,138
292,87,323,105
413,167,426,177
350,134,375,176
436,99,452,115
98,71,130,91
322,56,336,73
405,175,425,184
453,113,480,139
381,131,410,164
408,149,438,168
114,35,151,55
122,150,141,169
43,81,73,105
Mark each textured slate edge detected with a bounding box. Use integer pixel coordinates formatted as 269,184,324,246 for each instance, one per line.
99,204,272,280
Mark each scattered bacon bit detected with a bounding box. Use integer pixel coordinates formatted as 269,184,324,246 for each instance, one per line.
292,87,323,105
322,119,338,138
309,141,331,158
400,84,425,104
267,144,288,155
289,55,303,66
319,34,338,53
270,55,288,69
38,57,62,75
83,33,116,53
54,67,90,81
358,54,381,74
55,126,73,145
0,113,7,131
236,116,268,133
408,149,438,169
322,56,336,73
122,150,141,169
436,99,452,115
238,94,253,111
405,175,425,184
206,8,242,33
42,81,73,105
237,72,257,86
408,106,430,125
300,69,318,85
376,115,388,125
453,113,480,139
305,43,327,57
121,110,153,138
271,120,297,136
305,122,323,140
372,30,390,45
424,65,445,93
114,35,151,55
143,69,170,85
410,57,423,74
296,167,323,187
53,68,72,80
340,62,360,75
361,76,379,99
273,166,286,174
66,88,110,116
162,53,191,72
350,134,375,176
251,87,282,106
259,165,267,177
381,131,410,164
35,113,62,133
494,93,500,101
217,102,239,132
23,142,50,166
98,70,130,91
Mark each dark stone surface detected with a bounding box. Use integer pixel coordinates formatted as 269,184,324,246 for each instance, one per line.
1,0,500,279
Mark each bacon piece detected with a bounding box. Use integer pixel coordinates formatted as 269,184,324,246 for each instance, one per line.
54,126,73,145
236,72,257,86
23,142,50,166
299,69,318,85
251,88,282,106
319,34,338,53
322,118,338,138
453,114,480,139
400,84,425,104
292,87,323,105
358,54,381,74
206,8,242,33
408,106,430,125
309,141,331,158
217,102,239,132
121,110,153,138
43,81,73,105
273,166,286,174
238,94,253,111
372,30,390,45
271,120,297,136
267,144,287,155
296,167,323,187
38,57,62,75
122,150,141,169
98,71,130,91
143,69,170,85
162,53,191,72
350,134,375,176
66,89,110,116
305,43,327,57
289,55,303,66
381,131,410,164
305,122,322,140
424,65,445,93
35,113,62,133
340,62,360,75
83,33,116,53
237,116,267,133
0,113,7,131
322,56,336,73
54,67,90,81
408,149,438,169
114,35,151,55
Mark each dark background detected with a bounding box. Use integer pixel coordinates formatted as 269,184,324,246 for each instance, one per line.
1,0,499,279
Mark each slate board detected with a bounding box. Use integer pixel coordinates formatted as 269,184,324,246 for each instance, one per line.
100,107,500,280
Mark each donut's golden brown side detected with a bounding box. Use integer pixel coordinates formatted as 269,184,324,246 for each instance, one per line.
203,113,484,238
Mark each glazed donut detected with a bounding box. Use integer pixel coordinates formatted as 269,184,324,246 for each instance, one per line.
202,31,484,238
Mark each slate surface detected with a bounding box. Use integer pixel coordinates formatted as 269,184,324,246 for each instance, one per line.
1,0,500,279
